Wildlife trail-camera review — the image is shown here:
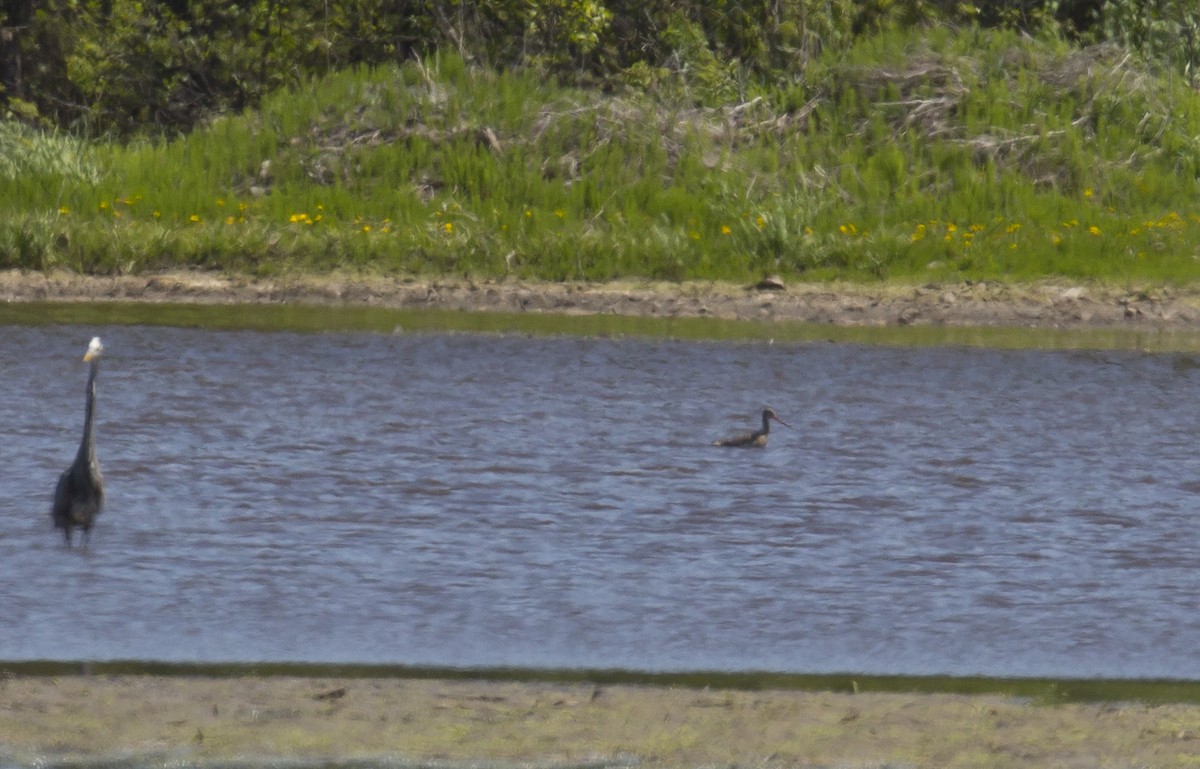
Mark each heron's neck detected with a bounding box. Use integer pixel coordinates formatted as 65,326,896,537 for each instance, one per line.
760,413,771,434
78,360,99,465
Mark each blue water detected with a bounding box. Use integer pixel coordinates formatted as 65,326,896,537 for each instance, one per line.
3,324,1200,678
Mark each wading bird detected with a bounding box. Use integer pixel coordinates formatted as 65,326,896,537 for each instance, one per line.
51,337,105,547
712,407,791,448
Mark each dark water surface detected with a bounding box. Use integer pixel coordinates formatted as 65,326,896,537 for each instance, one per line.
4,321,1200,679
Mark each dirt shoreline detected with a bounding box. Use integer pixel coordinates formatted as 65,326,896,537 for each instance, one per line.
3,674,1200,768
4,269,1200,329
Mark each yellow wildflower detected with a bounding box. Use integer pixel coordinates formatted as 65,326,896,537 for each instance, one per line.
720,225,732,235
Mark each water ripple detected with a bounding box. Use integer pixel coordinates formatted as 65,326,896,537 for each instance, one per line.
3,326,1200,678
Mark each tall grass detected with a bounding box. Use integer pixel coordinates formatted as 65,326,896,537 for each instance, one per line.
4,26,1200,285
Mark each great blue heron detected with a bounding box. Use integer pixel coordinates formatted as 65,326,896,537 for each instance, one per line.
712,407,791,448
51,337,105,547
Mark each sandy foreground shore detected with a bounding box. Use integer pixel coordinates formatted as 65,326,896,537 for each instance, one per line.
3,674,1200,768
4,269,1200,329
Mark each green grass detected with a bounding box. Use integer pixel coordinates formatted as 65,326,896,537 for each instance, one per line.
7,659,1200,705
3,25,1200,286
7,299,1200,353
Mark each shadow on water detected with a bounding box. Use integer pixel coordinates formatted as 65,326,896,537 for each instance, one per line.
4,300,1200,351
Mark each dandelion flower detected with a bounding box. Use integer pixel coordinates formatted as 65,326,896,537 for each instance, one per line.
720,225,732,235
188,214,201,223
58,206,69,215
443,222,453,233
1088,225,1101,236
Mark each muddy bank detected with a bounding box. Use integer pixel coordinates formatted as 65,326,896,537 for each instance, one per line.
2,270,1199,329
2,674,1200,768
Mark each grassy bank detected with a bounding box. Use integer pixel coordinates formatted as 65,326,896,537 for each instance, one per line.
3,25,1200,287
11,659,1200,705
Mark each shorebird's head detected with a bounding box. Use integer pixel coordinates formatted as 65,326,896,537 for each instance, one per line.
763,407,791,429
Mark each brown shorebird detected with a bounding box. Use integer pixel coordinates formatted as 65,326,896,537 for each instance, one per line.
712,407,791,448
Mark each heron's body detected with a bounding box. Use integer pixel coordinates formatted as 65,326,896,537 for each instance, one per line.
713,407,790,448
51,337,104,547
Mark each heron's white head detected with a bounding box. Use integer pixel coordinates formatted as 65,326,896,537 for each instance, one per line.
83,336,104,362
